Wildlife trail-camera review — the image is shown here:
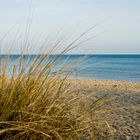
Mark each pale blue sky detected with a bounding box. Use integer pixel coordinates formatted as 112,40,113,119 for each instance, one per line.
0,0,140,54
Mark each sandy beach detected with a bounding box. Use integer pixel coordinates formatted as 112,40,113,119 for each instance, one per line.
69,79,140,140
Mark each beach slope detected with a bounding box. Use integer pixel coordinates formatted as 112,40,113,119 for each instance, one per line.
69,79,140,139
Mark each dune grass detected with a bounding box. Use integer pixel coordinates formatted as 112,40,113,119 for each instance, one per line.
0,23,112,139
0,53,112,140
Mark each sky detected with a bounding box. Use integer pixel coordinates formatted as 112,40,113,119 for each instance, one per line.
0,0,140,54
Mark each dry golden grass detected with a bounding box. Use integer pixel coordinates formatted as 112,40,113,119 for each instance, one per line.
0,22,113,139
0,54,112,140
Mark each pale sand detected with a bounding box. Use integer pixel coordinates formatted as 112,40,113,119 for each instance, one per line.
69,79,140,140
69,78,140,93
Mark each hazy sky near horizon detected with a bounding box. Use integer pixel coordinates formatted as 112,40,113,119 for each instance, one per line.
0,0,140,54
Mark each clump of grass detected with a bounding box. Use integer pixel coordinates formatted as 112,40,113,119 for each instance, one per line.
0,54,111,140
0,28,111,139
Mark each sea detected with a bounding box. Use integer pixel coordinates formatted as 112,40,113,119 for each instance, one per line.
0,55,140,82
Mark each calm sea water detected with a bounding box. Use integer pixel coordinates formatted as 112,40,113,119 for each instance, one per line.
0,55,140,82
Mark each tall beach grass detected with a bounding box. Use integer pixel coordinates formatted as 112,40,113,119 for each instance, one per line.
0,25,111,139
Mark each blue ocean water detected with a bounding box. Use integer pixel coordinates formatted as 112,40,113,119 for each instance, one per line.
0,55,140,82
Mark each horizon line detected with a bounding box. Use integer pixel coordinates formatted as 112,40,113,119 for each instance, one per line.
0,53,140,55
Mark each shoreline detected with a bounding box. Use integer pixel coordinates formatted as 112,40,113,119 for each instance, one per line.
69,77,140,83
68,78,140,92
